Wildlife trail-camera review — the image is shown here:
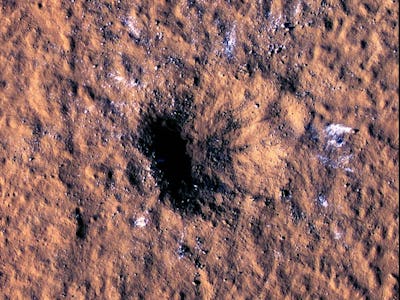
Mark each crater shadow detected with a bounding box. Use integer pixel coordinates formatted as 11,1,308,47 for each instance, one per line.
138,115,202,214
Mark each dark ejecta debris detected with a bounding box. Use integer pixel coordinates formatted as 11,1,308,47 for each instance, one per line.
139,115,202,214
75,208,87,240
135,101,235,217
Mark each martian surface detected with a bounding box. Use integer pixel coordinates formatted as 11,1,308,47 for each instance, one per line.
0,0,398,299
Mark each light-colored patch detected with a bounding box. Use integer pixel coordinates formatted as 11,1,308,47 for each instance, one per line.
109,72,140,89
325,123,353,135
317,194,328,207
133,216,148,228
122,16,141,40
224,25,236,59
317,123,355,171
333,230,343,240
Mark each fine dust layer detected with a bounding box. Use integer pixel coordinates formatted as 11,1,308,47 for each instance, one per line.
0,0,398,299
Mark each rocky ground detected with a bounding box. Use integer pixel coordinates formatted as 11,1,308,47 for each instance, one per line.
0,0,398,299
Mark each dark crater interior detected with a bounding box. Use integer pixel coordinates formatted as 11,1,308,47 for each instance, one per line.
122,89,242,218
136,113,202,214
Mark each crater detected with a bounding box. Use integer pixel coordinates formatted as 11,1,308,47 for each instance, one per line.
75,208,87,240
138,114,202,214
133,101,238,218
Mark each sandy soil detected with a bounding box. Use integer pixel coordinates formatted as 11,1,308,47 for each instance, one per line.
0,0,398,299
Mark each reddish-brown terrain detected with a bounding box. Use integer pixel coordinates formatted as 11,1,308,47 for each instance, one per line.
0,0,398,299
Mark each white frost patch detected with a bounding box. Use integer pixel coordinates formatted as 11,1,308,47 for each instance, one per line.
268,14,283,32
133,216,148,228
317,123,357,171
338,154,353,166
273,250,282,260
294,0,302,18
325,124,352,136
123,16,141,39
317,194,328,207
224,25,236,59
111,74,126,84
317,155,329,165
325,124,353,148
317,154,354,171
110,73,140,89
333,231,343,240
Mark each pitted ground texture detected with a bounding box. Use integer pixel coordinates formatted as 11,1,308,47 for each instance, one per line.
0,0,399,299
